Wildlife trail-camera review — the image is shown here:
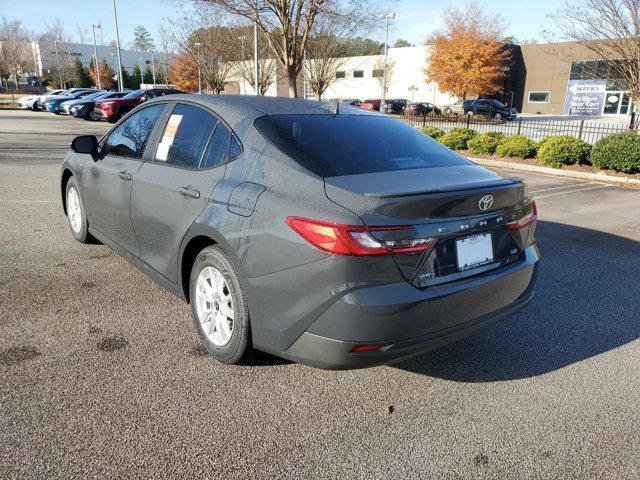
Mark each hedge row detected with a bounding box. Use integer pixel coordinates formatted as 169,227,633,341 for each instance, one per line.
422,127,640,173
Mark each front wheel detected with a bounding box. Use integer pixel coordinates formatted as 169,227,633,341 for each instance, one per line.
65,176,92,243
190,246,251,364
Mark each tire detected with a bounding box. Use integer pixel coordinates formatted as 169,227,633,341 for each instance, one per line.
65,176,92,243
190,246,251,364
494,113,503,121
32,102,40,111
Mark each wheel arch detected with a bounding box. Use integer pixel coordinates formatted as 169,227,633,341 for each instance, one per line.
60,168,74,215
178,224,247,303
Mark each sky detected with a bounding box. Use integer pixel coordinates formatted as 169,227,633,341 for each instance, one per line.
0,0,561,48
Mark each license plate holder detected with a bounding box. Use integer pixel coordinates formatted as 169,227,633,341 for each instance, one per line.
456,233,494,271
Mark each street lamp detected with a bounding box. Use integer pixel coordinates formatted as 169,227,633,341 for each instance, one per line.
239,35,247,94
252,7,269,95
194,42,202,94
378,12,395,112
91,24,102,89
112,0,125,92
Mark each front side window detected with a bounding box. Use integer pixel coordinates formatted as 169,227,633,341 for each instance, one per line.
155,104,217,168
255,114,470,177
102,104,165,158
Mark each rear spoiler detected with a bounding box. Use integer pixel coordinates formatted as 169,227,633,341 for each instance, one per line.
364,177,523,198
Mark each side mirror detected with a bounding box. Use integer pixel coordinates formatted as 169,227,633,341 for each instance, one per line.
71,135,98,155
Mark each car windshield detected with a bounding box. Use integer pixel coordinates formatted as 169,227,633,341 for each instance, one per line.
254,114,470,177
491,100,506,107
122,89,145,99
82,92,105,100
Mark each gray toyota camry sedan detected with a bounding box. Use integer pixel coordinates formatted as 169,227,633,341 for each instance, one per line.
61,94,539,369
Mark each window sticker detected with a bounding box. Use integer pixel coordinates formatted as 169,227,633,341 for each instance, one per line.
155,114,183,161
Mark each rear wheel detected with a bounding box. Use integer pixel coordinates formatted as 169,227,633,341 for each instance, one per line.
190,246,251,364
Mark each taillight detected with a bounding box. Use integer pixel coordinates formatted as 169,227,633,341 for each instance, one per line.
286,216,433,256
507,199,537,230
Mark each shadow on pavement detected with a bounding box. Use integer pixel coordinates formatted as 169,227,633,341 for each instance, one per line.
393,220,640,382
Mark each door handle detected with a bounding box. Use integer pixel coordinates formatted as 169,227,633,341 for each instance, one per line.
117,170,132,181
178,186,200,199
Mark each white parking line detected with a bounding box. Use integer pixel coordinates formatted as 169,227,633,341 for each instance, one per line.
534,184,611,200
531,183,588,195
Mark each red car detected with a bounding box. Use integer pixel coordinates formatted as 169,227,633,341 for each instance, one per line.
360,99,381,111
94,88,184,123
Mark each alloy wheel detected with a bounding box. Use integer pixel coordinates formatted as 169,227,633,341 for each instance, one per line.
67,186,82,233
195,266,234,346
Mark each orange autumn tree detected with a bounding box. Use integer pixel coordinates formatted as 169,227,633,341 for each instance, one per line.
88,59,115,90
425,2,510,101
169,54,199,92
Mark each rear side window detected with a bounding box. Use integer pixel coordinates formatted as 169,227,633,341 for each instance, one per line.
103,104,165,158
200,123,231,169
155,104,217,168
254,114,470,177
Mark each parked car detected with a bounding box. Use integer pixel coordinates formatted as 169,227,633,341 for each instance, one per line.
61,95,539,369
360,99,381,111
382,99,411,114
464,99,518,120
338,99,361,107
94,88,184,123
442,100,470,115
17,89,65,110
43,89,101,114
68,91,128,120
406,102,442,116
60,91,108,115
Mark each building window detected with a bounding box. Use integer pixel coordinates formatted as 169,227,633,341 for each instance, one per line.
335,71,345,79
353,70,364,78
528,91,550,103
372,69,384,78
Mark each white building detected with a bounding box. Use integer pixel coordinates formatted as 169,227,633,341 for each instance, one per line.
31,41,173,78
231,46,459,105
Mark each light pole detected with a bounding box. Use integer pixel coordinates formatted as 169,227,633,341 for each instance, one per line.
379,12,395,113
194,42,202,94
91,24,101,89
151,53,156,86
239,35,247,94
253,20,259,95
54,38,64,89
112,0,124,92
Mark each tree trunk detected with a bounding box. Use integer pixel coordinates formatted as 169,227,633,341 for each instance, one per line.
287,67,297,98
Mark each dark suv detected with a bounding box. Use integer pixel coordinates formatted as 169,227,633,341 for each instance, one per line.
382,99,411,114
464,99,517,120
94,88,183,123
61,95,538,369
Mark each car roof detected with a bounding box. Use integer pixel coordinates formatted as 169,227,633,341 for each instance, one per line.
147,94,379,132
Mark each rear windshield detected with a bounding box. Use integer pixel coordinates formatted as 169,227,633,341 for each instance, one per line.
254,114,470,177
123,89,145,99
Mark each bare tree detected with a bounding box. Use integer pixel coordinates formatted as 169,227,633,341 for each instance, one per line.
551,0,640,108
167,4,240,93
75,24,89,44
0,17,31,91
302,14,357,100
233,25,276,94
157,22,175,83
191,0,384,98
39,19,74,88
373,57,394,98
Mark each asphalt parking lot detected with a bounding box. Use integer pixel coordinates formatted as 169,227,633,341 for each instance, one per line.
1,110,639,479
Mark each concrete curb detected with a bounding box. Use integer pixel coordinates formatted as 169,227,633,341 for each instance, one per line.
467,156,640,187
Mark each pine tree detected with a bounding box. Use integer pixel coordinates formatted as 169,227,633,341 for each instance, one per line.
120,68,133,89
72,58,91,88
132,64,142,89
143,65,154,84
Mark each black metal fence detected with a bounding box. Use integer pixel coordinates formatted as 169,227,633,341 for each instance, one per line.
397,112,638,144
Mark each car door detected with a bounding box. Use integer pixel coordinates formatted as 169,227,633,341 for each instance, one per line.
130,103,236,282
82,103,167,256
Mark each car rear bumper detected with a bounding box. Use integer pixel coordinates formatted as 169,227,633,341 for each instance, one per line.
280,243,539,369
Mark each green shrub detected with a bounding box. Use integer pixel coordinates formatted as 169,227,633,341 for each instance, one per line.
467,131,505,155
421,126,445,140
439,127,477,150
495,135,536,158
536,136,591,168
591,131,640,173
534,137,550,154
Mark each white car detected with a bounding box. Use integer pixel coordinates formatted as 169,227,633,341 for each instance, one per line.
18,90,65,110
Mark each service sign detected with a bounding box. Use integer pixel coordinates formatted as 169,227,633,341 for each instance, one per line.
563,79,607,116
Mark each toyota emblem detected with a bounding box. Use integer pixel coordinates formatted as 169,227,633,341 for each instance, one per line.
478,194,494,211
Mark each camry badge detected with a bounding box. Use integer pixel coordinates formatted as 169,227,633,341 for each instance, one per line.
478,194,494,211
